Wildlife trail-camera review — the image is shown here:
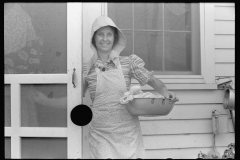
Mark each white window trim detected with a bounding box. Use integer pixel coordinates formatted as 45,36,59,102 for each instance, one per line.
103,3,217,90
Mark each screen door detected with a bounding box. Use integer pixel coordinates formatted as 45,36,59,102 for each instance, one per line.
4,3,83,159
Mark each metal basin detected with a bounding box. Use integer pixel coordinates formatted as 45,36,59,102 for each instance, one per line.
127,98,175,116
223,89,235,110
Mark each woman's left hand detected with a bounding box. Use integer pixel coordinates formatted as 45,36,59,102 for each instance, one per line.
167,91,179,103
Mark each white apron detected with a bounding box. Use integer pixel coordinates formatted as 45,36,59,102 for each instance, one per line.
88,65,145,159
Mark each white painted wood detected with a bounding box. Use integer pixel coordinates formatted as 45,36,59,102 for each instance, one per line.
140,119,234,135
215,21,235,34
215,35,235,49
101,2,107,15
132,78,205,84
11,84,21,128
11,83,21,158
139,104,231,120
161,90,224,104
4,127,11,137
214,3,235,7
154,75,204,79
215,49,235,63
143,133,235,149
145,147,230,159
215,63,235,77
203,3,216,84
4,74,67,84
67,3,83,159
138,83,217,90
19,128,68,137
132,90,225,104
4,127,68,137
215,6,235,21
11,136,21,158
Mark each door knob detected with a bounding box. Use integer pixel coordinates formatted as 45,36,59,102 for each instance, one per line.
70,104,92,126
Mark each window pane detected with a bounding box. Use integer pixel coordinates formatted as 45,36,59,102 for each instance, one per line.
108,3,200,75
21,138,67,159
108,3,132,29
21,84,67,127
134,3,163,30
5,138,11,159
165,3,192,31
165,32,191,71
5,85,11,127
135,31,163,71
121,30,133,56
4,3,67,74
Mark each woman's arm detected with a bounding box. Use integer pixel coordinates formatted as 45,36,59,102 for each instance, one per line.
147,75,179,103
33,90,67,109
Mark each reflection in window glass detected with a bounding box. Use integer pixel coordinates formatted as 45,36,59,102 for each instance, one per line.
21,138,67,159
164,3,192,31
5,85,11,127
134,3,163,30
165,32,191,71
108,3,132,29
135,31,163,71
120,30,133,57
4,3,67,74
5,138,11,159
21,84,67,127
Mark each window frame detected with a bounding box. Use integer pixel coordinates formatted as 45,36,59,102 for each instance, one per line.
103,3,217,90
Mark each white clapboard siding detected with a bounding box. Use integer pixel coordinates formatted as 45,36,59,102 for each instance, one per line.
140,119,234,135
143,133,235,149
214,21,235,34
214,35,235,49
214,3,235,89
145,90,225,104
214,6,235,20
215,63,235,77
145,147,229,159
215,49,235,63
139,104,230,120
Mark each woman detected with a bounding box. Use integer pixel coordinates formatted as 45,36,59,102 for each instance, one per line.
83,15,179,159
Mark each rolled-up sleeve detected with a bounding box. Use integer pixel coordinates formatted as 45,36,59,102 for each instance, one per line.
129,54,152,86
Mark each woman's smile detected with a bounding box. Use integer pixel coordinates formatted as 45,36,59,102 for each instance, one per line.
94,26,114,53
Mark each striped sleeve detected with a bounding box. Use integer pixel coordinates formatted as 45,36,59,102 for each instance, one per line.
129,54,152,86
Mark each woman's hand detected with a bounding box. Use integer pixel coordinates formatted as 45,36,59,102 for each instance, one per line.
167,91,179,103
147,75,179,103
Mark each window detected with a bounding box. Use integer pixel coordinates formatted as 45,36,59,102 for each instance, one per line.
108,3,200,75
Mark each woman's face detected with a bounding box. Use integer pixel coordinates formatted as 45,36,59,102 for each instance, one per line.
94,26,114,53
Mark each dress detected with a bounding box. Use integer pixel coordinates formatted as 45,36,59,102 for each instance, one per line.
87,59,146,159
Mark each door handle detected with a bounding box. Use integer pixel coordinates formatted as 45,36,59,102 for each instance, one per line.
72,68,76,88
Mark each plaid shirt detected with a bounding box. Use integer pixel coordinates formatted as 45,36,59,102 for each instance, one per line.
83,54,151,101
